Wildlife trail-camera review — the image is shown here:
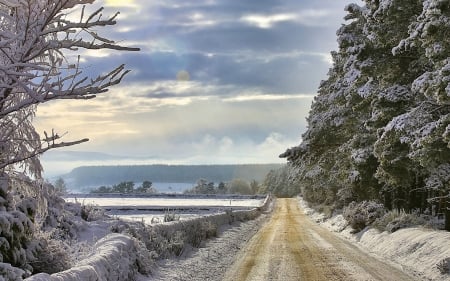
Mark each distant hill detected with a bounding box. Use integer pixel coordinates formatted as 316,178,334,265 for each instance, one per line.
63,164,284,190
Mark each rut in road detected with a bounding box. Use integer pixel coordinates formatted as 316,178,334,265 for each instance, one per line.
223,198,414,281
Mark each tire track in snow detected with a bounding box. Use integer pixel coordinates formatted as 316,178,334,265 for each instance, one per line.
223,198,415,281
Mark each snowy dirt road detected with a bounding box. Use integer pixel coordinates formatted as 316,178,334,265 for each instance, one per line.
223,198,415,281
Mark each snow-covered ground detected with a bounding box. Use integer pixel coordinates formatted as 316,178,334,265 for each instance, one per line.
25,195,272,281
64,195,265,225
64,196,264,208
138,214,268,281
298,197,450,281
26,195,449,281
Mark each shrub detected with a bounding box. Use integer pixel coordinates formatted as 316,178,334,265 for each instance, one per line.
373,209,426,233
80,202,105,221
343,201,385,232
0,263,25,280
132,237,155,275
437,258,450,274
168,231,185,256
30,231,71,274
311,204,334,219
185,220,217,248
163,209,180,222
150,217,161,224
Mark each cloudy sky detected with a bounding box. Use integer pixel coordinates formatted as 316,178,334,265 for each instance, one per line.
35,0,357,177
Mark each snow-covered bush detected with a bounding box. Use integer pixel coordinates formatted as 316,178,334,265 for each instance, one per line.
131,237,154,275
0,262,26,281
0,174,38,276
29,231,71,274
307,203,335,220
343,201,385,232
80,203,106,222
373,209,427,233
163,209,180,222
26,234,140,281
185,220,218,248
113,218,219,259
437,257,450,275
111,206,262,266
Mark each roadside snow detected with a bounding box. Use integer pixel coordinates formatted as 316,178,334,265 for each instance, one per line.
24,196,272,281
298,197,450,281
26,233,139,281
139,214,268,281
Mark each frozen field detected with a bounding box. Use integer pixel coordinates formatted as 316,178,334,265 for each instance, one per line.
64,194,266,224
64,195,265,208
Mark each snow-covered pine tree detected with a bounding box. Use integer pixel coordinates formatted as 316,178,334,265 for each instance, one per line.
0,0,139,276
387,0,450,229
281,3,377,207
359,0,425,211
283,0,449,230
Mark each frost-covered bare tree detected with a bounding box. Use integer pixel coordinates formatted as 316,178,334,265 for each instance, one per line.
0,0,138,177
0,0,138,276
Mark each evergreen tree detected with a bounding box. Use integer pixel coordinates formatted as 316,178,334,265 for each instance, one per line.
283,0,449,230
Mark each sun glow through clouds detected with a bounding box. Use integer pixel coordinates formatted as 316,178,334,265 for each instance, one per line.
104,0,137,7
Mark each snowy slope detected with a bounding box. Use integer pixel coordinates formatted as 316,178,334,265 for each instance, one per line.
299,197,450,281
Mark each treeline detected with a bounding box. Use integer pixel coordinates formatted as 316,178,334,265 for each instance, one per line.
64,164,282,188
90,181,157,194
281,1,450,230
184,178,260,195
258,165,299,198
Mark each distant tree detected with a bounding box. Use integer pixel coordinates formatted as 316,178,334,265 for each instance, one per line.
142,181,153,190
184,178,209,194
228,179,252,195
135,180,157,193
260,166,298,197
113,181,134,193
54,178,68,195
217,182,227,194
206,182,215,194
250,180,260,194
91,185,111,193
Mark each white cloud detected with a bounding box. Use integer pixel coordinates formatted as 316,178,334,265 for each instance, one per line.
240,9,333,29
223,93,313,102
295,9,331,26
240,13,298,29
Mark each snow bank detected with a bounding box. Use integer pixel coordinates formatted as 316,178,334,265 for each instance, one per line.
25,233,139,281
358,228,450,280
298,197,450,281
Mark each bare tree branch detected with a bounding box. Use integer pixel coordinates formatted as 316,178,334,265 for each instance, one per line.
0,0,140,177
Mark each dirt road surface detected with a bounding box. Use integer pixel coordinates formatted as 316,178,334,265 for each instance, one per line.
223,198,414,281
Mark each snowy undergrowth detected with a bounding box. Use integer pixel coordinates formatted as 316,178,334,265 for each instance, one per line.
299,197,450,281
24,195,272,281
25,233,138,281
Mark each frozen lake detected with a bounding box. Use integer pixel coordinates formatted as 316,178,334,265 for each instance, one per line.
64,194,266,224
